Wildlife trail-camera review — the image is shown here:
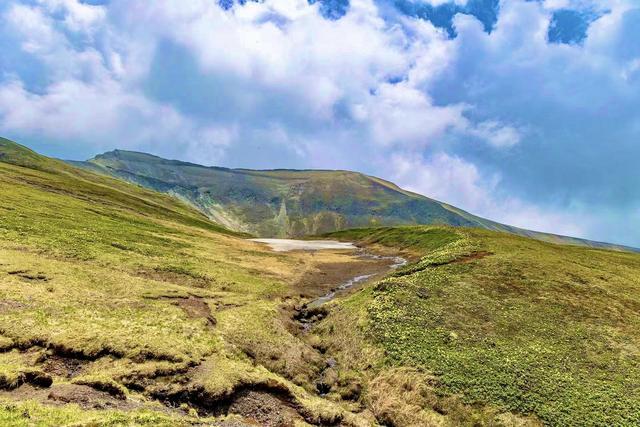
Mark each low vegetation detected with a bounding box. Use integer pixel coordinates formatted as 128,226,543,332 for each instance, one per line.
2,138,639,426
319,226,640,425
0,139,375,425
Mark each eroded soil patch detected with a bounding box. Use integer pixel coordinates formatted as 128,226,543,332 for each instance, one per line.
7,269,50,281
0,384,140,411
41,354,87,379
172,296,216,326
295,256,396,299
224,389,304,426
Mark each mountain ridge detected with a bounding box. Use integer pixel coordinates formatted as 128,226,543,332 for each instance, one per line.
67,147,637,252
2,136,640,425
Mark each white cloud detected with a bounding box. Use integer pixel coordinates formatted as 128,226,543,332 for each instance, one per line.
37,0,106,33
390,152,494,212
1,0,639,245
388,152,586,238
0,0,530,156
6,4,60,55
364,82,468,147
470,120,522,148
417,0,468,6
0,78,232,161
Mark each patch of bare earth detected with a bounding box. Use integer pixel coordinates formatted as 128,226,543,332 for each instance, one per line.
224,390,304,426
41,354,87,378
0,384,137,411
173,296,217,326
294,257,395,299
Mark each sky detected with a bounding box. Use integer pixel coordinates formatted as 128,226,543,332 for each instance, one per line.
0,0,639,247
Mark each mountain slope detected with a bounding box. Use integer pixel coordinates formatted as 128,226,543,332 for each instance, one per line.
73,149,635,251
0,137,381,425
2,137,640,426
320,226,640,425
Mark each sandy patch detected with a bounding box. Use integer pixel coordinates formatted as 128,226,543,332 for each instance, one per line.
249,239,356,252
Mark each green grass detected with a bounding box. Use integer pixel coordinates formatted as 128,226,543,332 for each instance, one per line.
4,137,639,426
0,400,215,427
325,226,461,254
320,226,640,425
0,138,367,425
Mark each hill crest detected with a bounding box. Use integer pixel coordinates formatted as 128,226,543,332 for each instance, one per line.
66,145,636,252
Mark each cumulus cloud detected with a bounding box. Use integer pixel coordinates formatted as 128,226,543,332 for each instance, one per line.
0,78,233,160
0,0,638,245
388,152,587,238
423,0,640,244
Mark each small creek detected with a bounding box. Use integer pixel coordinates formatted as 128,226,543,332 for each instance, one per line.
251,238,408,396
250,238,407,307
307,252,407,308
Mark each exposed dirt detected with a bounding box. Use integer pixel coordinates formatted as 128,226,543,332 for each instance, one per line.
151,379,314,425
0,383,139,411
41,354,87,378
294,256,396,299
225,389,304,426
7,269,50,281
172,296,217,326
49,384,131,409
0,370,52,391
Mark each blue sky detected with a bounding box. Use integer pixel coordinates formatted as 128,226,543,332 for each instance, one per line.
1,0,639,246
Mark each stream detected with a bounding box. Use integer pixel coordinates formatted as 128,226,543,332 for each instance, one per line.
306,251,407,308
250,238,408,395
250,238,407,307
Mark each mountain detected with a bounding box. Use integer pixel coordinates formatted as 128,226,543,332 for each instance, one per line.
0,136,371,425
2,137,640,426
71,149,636,251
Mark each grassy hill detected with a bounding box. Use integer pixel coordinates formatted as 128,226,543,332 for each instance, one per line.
318,226,640,425
2,137,640,426
0,137,386,425
70,149,635,252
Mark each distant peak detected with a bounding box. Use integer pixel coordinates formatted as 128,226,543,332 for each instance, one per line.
91,149,166,163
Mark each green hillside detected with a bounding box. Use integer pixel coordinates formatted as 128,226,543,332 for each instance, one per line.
69,150,481,237
320,226,640,426
0,138,379,425
2,137,640,426
70,149,636,252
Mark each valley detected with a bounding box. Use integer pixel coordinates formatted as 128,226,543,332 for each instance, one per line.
1,138,639,426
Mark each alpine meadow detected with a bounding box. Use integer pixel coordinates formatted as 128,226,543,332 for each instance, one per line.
1,0,640,426
1,137,639,426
